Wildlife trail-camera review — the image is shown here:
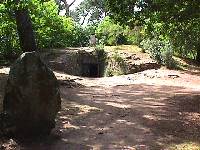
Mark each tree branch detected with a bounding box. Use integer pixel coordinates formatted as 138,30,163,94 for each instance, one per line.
68,0,76,7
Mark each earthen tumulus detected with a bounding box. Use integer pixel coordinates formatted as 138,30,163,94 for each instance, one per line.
3,52,61,136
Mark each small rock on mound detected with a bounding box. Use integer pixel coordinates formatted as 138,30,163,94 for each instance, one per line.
1,139,20,150
3,52,61,136
58,79,85,88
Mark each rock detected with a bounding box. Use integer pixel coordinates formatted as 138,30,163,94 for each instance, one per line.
58,79,84,88
3,52,61,136
1,139,20,150
168,74,180,78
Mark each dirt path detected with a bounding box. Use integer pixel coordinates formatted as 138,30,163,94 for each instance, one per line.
16,68,200,150
1,67,200,150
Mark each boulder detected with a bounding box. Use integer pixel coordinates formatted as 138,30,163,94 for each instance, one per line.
3,52,61,136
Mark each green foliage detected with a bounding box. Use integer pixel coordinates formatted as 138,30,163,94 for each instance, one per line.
29,0,75,48
104,67,114,77
0,4,21,59
105,51,127,76
124,26,142,45
141,38,162,63
169,20,200,60
141,12,200,61
162,49,176,69
95,44,104,52
94,44,107,62
141,37,176,68
95,17,141,46
70,25,90,47
112,51,124,63
105,0,200,61
0,0,92,59
95,17,123,45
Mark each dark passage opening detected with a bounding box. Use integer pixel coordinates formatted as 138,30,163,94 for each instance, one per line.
82,63,99,77
89,64,99,77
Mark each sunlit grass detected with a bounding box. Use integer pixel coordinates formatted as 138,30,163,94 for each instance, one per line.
173,56,189,70
104,45,143,53
173,56,200,72
167,142,200,150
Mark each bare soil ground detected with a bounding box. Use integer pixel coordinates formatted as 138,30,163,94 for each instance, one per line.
1,66,200,150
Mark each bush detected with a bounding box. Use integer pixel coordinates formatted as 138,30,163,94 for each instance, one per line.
95,17,143,46
140,38,163,63
104,52,127,76
31,0,93,48
95,18,115,45
140,37,175,68
70,25,90,47
95,17,127,46
124,26,143,45
94,44,107,61
30,0,76,48
0,4,21,59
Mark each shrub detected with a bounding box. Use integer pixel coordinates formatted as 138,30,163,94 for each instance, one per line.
140,38,163,63
95,17,143,46
0,4,21,59
95,17,126,46
140,37,175,68
124,26,143,45
70,25,90,47
94,44,107,61
104,52,127,76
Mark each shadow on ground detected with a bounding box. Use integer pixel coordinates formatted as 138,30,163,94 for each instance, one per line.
19,84,200,150
1,51,200,149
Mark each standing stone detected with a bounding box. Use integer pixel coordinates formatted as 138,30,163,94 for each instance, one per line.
89,35,97,46
3,52,61,136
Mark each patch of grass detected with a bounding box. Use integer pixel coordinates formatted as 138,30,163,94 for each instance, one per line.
104,67,125,77
112,52,124,63
173,56,200,71
167,142,200,150
114,46,121,51
104,45,143,53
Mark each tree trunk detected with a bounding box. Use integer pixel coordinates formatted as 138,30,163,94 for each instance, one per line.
15,8,37,52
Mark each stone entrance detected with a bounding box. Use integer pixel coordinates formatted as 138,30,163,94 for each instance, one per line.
82,63,99,77
42,48,107,78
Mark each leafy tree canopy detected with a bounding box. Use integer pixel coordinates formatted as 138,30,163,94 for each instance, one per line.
105,0,200,61
0,0,90,60
70,0,106,25
105,0,200,26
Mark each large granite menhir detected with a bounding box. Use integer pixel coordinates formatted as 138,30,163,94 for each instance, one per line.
3,52,61,136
